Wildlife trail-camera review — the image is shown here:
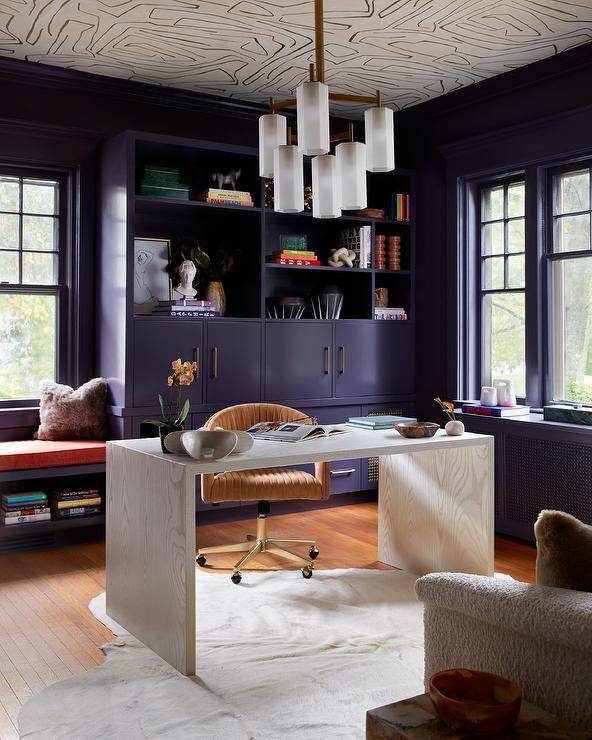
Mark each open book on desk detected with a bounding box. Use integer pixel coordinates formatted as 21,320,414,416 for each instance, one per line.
247,421,348,442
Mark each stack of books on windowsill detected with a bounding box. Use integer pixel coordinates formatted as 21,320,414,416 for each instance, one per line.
266,249,321,266
374,307,407,320
1,492,50,525
460,402,530,418
194,189,254,207
50,487,103,519
346,415,416,430
152,300,221,318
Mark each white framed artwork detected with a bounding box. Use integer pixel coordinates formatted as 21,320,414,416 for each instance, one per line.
133,237,172,315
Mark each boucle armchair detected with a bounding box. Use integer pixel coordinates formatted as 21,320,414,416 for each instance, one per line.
196,403,330,584
415,573,592,727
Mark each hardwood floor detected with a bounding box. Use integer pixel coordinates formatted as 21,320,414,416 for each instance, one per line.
0,501,536,738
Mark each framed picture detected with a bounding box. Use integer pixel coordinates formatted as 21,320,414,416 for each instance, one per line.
133,237,172,315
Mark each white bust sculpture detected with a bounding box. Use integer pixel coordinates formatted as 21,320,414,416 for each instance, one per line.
175,259,197,299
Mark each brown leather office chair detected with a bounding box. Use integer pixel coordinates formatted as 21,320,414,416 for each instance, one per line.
196,403,330,583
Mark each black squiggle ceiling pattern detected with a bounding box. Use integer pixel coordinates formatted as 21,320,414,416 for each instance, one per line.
1,0,591,113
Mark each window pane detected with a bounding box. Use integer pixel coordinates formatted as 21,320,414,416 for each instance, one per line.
483,186,503,221
483,256,504,289
557,170,589,215
0,213,19,249
0,177,19,212
23,180,58,215
484,292,525,397
507,255,525,288
23,252,57,285
507,183,525,217
22,215,56,251
556,214,590,252
0,251,19,283
552,257,592,403
0,293,56,399
507,219,525,253
482,222,504,255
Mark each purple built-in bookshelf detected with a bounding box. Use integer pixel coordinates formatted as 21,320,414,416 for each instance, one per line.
97,130,416,504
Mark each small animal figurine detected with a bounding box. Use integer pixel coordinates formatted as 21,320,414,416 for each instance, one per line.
211,169,242,190
328,247,356,268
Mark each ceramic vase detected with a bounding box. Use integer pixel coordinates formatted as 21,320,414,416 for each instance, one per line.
159,423,184,454
445,420,465,437
205,281,226,316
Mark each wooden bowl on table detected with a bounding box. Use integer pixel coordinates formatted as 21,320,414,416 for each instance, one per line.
394,422,439,438
429,668,522,736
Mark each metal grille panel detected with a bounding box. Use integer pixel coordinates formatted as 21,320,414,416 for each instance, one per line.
504,435,592,526
367,408,403,483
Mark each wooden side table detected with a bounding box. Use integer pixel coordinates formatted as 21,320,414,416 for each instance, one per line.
366,693,591,739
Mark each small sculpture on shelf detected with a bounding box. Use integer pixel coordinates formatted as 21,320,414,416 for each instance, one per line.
327,247,356,268
168,238,211,298
211,168,241,190
175,259,198,299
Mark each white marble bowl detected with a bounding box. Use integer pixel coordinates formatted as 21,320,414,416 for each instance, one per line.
180,430,238,460
162,430,186,455
213,427,254,455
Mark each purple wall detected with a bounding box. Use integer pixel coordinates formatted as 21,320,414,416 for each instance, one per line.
397,42,592,418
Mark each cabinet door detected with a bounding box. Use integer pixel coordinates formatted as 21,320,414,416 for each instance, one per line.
265,322,333,400
334,322,414,398
133,319,203,407
205,321,261,405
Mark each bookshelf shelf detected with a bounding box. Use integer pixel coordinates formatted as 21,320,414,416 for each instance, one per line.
135,195,262,213
265,263,371,274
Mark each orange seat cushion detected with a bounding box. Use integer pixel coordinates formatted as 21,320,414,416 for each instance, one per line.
0,440,107,472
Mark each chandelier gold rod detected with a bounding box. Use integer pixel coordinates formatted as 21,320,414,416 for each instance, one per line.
315,0,325,83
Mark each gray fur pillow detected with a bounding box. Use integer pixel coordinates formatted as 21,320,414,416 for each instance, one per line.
36,378,109,441
535,510,592,593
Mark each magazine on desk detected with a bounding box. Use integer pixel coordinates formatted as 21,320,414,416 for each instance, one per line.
247,421,348,442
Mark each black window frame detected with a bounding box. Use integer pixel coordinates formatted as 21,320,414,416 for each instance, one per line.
0,162,74,408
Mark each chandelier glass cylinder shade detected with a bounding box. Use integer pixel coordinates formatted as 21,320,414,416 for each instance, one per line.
312,154,340,219
259,114,287,178
336,142,367,211
296,81,330,156
273,144,304,213
365,106,395,173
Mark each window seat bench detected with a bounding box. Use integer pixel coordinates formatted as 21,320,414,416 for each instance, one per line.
0,440,107,552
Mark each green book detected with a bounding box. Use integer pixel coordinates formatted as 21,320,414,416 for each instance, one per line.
2,491,47,503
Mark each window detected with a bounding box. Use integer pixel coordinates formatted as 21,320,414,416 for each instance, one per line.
479,180,526,398
550,166,592,403
0,172,66,401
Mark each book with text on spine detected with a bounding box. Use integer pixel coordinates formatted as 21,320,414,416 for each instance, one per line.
3,513,51,525
461,403,530,418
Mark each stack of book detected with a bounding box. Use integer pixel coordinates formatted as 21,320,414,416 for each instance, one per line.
374,306,408,320
195,189,254,207
266,249,320,266
139,166,189,200
1,492,50,525
460,402,530,418
338,226,371,268
390,193,411,222
51,487,103,519
152,299,220,318
346,415,415,430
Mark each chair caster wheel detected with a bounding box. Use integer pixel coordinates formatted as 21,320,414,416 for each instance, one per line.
231,572,242,585
302,567,313,579
309,546,319,560
196,554,206,567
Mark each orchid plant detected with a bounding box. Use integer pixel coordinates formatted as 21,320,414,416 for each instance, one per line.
145,358,198,431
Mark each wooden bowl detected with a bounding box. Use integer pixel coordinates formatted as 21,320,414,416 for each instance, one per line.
429,669,522,736
346,207,385,218
395,422,439,438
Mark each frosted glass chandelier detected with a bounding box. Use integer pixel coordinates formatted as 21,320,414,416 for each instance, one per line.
258,0,395,217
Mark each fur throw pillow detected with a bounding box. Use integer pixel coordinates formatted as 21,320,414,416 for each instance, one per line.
36,378,109,441
535,510,592,592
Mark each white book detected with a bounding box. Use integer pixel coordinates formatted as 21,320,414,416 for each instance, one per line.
3,512,51,525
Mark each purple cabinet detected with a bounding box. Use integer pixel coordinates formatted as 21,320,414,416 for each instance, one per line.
205,321,261,405
334,322,414,398
265,322,333,400
133,319,203,407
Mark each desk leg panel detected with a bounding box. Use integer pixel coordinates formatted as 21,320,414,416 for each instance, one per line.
106,444,196,674
377,441,494,576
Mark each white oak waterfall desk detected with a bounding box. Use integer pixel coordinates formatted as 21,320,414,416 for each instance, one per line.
106,429,494,675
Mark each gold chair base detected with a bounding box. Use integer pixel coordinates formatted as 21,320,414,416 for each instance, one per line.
196,514,317,576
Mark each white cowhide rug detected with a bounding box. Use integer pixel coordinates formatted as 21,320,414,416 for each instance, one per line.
19,568,425,739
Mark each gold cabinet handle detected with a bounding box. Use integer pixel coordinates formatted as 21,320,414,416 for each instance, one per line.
339,345,345,374
324,346,331,374
211,346,219,379
330,468,356,477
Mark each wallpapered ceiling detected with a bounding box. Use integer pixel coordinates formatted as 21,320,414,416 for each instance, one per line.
1,0,591,112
